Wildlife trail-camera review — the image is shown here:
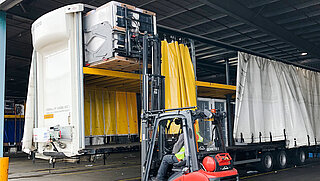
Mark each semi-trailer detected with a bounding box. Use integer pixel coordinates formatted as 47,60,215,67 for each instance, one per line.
225,52,320,171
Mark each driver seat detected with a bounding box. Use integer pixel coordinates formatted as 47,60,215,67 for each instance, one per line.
172,160,186,172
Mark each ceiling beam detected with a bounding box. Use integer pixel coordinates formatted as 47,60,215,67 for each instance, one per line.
178,14,227,30
157,2,204,21
158,24,319,72
198,0,320,59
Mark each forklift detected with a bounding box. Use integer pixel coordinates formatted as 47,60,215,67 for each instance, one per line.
140,33,239,181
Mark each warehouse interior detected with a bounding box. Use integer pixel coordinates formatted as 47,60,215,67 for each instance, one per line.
1,0,320,180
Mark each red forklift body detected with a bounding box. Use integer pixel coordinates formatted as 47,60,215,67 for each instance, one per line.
174,169,238,181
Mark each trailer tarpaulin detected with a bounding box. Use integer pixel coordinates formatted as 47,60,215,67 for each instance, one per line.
161,40,197,133
84,88,138,137
22,51,36,154
234,52,320,148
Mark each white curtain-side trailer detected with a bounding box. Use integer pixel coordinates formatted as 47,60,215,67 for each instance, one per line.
225,52,320,172
22,4,85,159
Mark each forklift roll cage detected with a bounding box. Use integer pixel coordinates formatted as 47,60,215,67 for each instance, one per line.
141,108,228,181
142,110,198,181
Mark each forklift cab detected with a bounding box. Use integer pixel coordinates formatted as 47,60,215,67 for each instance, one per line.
142,109,239,181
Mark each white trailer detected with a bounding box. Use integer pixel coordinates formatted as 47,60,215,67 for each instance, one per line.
22,2,157,159
227,52,320,171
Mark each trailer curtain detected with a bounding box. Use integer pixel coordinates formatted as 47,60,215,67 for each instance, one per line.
84,88,138,136
22,52,36,154
161,40,197,133
234,52,320,148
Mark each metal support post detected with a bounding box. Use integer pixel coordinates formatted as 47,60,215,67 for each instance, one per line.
225,58,230,85
225,58,233,146
189,39,197,81
226,94,232,147
0,11,6,158
190,39,198,107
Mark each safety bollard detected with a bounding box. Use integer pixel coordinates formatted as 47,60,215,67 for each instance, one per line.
0,157,9,181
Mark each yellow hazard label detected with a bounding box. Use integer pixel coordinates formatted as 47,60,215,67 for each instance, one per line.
44,114,54,119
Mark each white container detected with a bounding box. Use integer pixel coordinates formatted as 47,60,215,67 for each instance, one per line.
83,1,156,67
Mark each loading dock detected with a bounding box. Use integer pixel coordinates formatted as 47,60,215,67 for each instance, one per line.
1,0,320,181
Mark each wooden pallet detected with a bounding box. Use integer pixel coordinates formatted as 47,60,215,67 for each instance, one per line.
89,56,144,72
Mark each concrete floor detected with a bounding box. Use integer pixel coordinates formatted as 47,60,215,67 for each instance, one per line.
8,152,140,181
241,159,320,181
7,152,320,181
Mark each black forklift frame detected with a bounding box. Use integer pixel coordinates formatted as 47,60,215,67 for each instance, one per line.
142,110,199,181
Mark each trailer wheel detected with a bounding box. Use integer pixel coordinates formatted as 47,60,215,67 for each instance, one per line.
257,152,273,172
275,151,287,169
294,149,306,165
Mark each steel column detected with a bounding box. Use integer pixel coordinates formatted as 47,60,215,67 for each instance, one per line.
190,39,197,81
0,11,6,157
225,59,230,85
225,58,233,147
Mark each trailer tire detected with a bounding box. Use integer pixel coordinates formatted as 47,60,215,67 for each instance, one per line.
275,150,287,169
257,152,274,172
294,149,306,165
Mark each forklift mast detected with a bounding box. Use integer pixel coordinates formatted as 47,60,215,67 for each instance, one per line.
140,33,165,180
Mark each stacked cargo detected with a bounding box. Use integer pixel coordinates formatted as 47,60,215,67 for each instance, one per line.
83,1,156,72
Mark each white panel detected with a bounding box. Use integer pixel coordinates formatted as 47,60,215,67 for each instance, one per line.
22,51,37,154
28,4,84,158
234,52,320,148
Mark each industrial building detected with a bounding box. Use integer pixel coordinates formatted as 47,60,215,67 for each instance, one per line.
0,0,320,180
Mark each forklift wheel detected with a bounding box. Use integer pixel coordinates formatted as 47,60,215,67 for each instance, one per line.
275,150,287,169
257,152,273,172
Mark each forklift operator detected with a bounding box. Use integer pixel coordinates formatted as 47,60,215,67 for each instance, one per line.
155,131,203,180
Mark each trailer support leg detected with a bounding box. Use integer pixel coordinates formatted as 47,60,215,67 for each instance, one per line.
0,11,6,158
32,151,36,164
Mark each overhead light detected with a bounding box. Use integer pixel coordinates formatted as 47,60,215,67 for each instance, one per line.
301,52,308,56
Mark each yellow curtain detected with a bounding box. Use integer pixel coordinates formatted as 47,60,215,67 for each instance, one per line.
127,92,139,134
103,90,116,135
84,88,138,136
180,44,197,107
161,40,197,133
84,89,91,136
162,40,182,109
